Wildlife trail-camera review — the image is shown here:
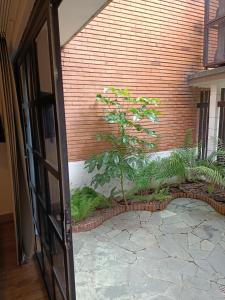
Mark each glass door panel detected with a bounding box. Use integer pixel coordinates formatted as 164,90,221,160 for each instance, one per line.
35,22,52,94
15,2,75,299
48,172,62,234
42,104,58,169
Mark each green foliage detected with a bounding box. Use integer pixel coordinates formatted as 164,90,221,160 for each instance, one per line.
71,186,112,222
132,158,163,192
153,139,225,189
85,86,160,206
191,166,225,188
207,184,214,195
132,133,225,195
129,188,169,202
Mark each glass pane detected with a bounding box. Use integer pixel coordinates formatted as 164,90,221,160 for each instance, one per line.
42,104,58,169
28,151,35,188
35,22,52,94
52,234,66,294
39,205,50,248
34,160,46,206
23,108,32,146
31,107,41,152
209,0,225,22
207,20,225,66
31,189,40,233
43,248,54,298
19,64,28,103
48,172,62,233
35,235,43,271
26,53,35,101
35,233,42,253
55,281,65,300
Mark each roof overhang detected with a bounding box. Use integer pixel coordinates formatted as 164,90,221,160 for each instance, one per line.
1,0,111,56
58,0,112,47
188,67,225,88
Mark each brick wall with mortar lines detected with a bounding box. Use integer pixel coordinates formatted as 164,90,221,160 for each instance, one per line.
61,0,204,162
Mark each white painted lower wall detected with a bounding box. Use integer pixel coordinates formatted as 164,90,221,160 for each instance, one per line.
68,150,173,196
207,84,221,155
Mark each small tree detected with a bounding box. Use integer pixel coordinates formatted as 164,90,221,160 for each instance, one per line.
85,87,160,207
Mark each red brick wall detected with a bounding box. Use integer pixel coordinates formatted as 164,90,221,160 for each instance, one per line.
61,0,204,162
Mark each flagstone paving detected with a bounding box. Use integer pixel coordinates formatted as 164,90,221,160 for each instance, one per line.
73,198,225,300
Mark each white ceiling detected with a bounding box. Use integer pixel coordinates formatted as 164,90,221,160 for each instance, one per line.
58,0,111,46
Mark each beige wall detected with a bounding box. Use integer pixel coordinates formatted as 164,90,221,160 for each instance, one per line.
0,143,13,215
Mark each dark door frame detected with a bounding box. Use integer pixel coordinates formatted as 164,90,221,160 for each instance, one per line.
13,1,75,299
197,89,210,159
218,88,225,146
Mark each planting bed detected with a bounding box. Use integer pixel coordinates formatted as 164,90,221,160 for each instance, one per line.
72,182,225,233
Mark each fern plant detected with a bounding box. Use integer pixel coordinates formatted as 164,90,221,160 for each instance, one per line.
153,143,225,189
85,86,160,207
132,133,225,195
71,186,112,222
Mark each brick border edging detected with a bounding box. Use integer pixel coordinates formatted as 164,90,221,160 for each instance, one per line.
72,192,225,233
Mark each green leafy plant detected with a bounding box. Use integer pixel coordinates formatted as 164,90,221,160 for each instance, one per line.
132,132,225,195
153,140,225,189
71,186,112,222
131,158,163,194
128,187,169,202
85,87,160,207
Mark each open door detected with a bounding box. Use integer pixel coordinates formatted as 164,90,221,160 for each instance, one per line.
14,1,76,299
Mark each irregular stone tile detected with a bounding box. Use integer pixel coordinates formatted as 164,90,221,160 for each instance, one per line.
167,233,188,250
73,198,225,299
76,285,98,300
160,222,192,234
129,228,157,249
200,239,215,251
149,295,175,300
217,278,225,285
105,228,122,239
140,223,161,235
188,248,210,260
184,275,211,291
138,211,152,222
156,234,192,260
137,245,169,260
96,284,130,300
188,232,201,250
149,212,163,225
178,284,222,300
192,224,222,244
208,244,225,277
194,258,218,281
160,210,177,219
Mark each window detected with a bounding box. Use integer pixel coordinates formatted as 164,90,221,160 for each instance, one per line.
204,0,225,67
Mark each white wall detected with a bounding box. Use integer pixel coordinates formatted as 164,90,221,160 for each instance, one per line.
207,84,221,155
68,150,172,196
0,143,13,215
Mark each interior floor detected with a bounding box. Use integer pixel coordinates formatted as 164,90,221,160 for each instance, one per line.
0,220,48,300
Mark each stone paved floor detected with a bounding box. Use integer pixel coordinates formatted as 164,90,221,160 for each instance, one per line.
73,198,225,300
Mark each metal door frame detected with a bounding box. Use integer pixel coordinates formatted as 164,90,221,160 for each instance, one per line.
14,1,75,299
